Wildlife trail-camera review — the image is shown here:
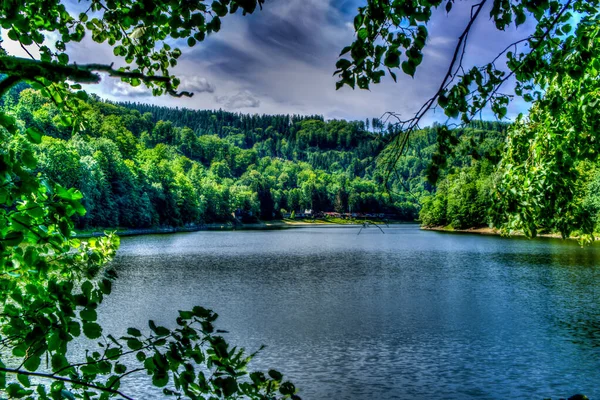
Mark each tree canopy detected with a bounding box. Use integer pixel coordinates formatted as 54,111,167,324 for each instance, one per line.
1,0,600,398
337,0,600,239
0,1,303,399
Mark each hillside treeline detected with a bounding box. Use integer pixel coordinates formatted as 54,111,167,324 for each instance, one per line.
5,88,573,231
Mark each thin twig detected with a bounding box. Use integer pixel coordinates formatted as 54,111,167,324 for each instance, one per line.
0,367,135,400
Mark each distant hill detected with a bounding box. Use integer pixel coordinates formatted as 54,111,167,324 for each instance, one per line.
4,88,508,228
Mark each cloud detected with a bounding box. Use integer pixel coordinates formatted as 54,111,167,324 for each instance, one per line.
3,0,535,122
179,76,216,94
216,90,261,109
102,77,150,97
98,74,215,98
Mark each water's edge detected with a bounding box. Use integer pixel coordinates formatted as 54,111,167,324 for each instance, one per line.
75,221,406,238
420,225,586,241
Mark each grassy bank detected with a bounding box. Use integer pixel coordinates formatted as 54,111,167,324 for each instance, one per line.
420,225,600,243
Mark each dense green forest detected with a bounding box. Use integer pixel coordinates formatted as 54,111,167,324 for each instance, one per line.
0,85,488,228
4,86,598,232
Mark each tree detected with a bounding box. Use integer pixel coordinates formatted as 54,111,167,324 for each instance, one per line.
0,0,300,398
338,0,600,238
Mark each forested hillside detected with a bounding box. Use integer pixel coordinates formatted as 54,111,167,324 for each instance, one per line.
2,87,516,229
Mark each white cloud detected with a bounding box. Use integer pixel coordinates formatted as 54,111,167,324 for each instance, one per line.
102,77,150,97
216,90,260,109
179,76,216,93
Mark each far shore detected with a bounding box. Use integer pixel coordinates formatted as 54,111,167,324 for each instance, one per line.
75,222,598,243
75,219,412,238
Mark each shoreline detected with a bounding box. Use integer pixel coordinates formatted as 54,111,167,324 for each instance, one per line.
75,219,412,238
420,225,573,240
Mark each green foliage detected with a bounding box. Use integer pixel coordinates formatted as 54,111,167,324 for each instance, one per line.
0,108,300,399
337,0,598,121
0,0,308,398
7,91,462,225
490,11,600,239
582,169,600,233
420,160,496,229
0,0,266,97
338,0,600,239
4,85,517,232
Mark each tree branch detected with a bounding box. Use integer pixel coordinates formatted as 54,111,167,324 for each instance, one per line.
380,0,488,176
0,367,135,400
0,75,20,97
0,56,192,97
108,368,145,389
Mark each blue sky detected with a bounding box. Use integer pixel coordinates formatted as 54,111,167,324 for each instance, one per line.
3,0,535,123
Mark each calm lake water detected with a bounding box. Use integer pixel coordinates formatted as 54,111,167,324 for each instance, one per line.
98,225,600,399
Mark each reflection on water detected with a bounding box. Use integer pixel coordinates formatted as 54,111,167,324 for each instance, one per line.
96,225,600,399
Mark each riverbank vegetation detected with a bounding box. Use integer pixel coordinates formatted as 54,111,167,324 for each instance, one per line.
2,86,510,229
7,84,600,236
1,0,599,398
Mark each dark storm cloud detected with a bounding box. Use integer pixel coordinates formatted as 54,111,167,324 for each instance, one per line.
189,40,263,78
247,12,325,65
188,0,534,120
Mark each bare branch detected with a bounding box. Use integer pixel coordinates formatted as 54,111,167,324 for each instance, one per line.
379,0,488,176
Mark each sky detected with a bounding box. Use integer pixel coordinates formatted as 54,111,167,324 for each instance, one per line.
3,0,535,124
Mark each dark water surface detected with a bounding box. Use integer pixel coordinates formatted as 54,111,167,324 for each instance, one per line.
99,225,600,399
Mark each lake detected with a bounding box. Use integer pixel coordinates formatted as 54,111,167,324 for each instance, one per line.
98,225,600,399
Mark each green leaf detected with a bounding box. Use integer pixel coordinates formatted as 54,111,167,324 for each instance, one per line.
17,374,30,387
23,355,42,371
515,10,526,27
82,322,102,339
211,1,228,17
57,53,69,64
401,60,416,77
497,107,507,119
126,338,143,350
339,45,352,56
99,279,112,295
280,381,296,395
384,52,400,69
149,321,170,336
80,308,97,321
106,347,122,359
353,14,363,31
51,354,70,372
152,372,169,387
438,93,449,108
336,58,352,70
215,376,238,397
61,390,76,400
114,364,127,374
6,383,33,398
445,1,453,13
127,327,142,337
1,231,24,246
25,127,43,144
357,28,368,41
268,369,283,382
